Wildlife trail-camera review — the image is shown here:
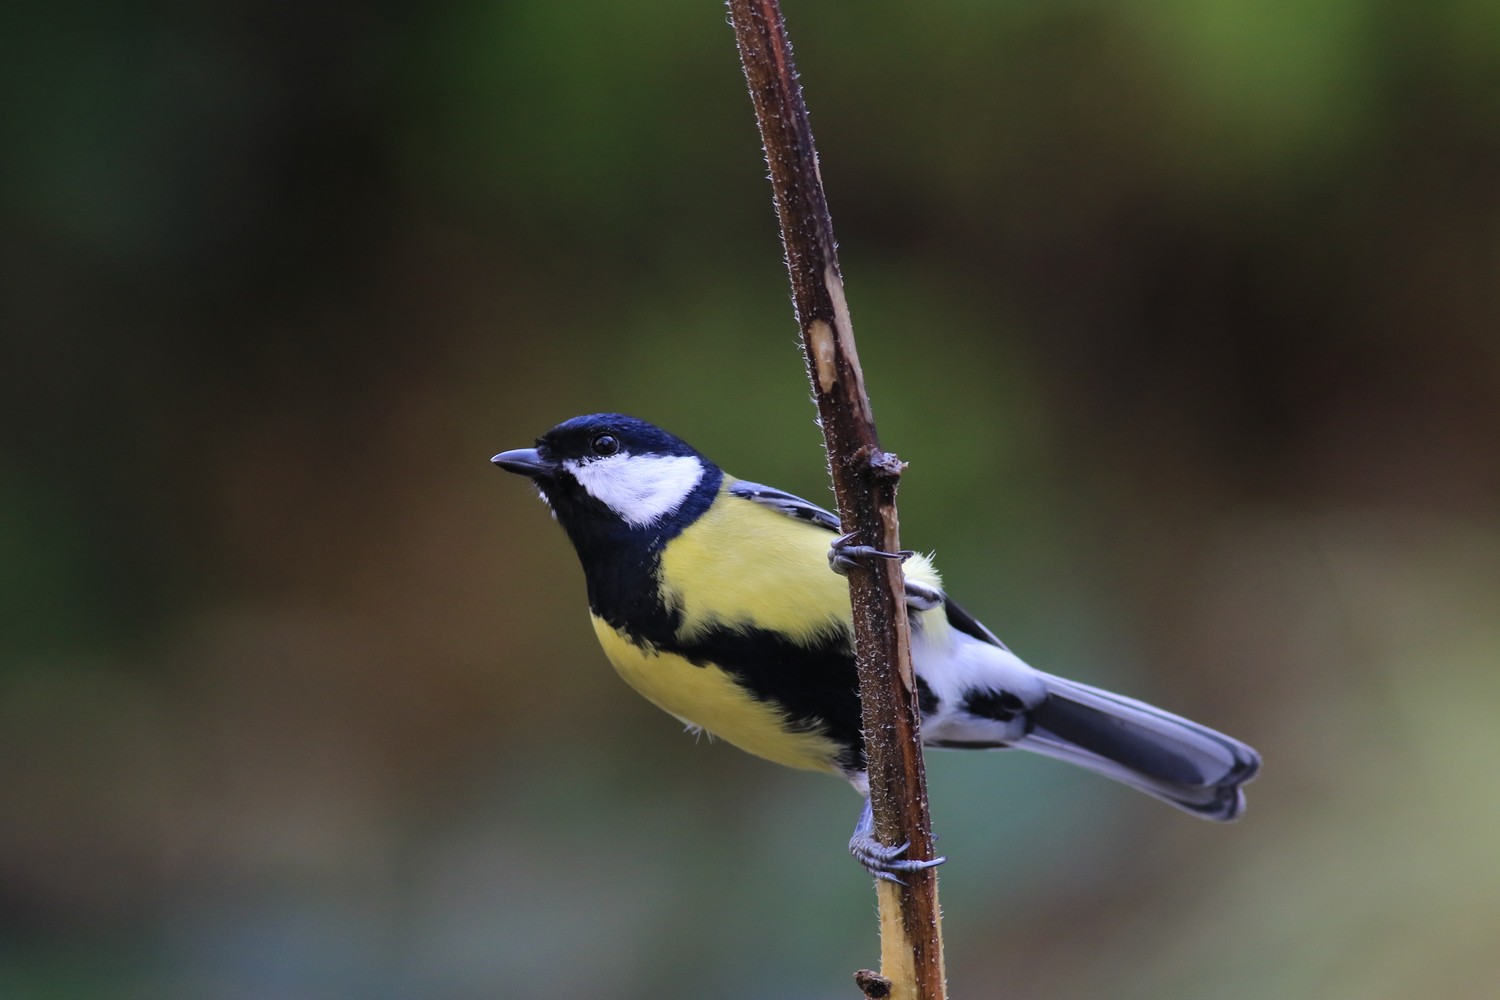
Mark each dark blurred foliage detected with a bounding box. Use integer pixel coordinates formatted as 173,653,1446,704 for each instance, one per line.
2,1,1498,997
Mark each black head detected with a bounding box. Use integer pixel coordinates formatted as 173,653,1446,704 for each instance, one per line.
493,414,722,545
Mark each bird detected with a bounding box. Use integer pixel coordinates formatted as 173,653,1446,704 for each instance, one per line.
492,413,1261,879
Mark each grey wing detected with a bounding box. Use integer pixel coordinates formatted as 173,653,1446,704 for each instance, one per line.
728,479,843,532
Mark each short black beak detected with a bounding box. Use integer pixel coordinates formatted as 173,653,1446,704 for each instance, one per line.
492,448,558,477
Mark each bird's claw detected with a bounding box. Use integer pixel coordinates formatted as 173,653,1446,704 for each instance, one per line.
850,837,947,885
829,533,941,611
829,531,916,577
849,797,946,883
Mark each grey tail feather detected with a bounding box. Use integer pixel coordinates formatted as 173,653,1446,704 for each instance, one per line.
1020,674,1261,821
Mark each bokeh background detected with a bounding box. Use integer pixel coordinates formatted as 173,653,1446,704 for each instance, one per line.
4,1,1499,997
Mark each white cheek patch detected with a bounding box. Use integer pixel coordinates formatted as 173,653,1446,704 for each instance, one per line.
563,453,705,527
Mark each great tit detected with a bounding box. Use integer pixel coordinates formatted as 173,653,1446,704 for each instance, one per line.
493,413,1260,878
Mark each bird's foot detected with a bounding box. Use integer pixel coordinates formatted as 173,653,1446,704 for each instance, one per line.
828,532,942,611
828,531,915,576
849,798,946,884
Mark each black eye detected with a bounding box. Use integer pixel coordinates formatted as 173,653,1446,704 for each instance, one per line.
590,433,620,456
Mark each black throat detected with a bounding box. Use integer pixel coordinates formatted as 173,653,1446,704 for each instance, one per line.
546,462,724,645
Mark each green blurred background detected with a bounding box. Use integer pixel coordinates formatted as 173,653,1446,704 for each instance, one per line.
3,0,1498,997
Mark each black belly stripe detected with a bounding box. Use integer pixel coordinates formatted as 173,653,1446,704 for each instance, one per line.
667,622,865,772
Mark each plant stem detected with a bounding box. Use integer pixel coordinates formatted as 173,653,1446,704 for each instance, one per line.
724,4,947,998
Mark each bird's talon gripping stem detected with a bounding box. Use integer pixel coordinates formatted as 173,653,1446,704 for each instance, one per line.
829,532,941,611
848,798,946,882
829,530,916,576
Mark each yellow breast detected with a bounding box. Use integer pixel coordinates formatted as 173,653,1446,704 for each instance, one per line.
658,479,855,643
654,478,944,637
